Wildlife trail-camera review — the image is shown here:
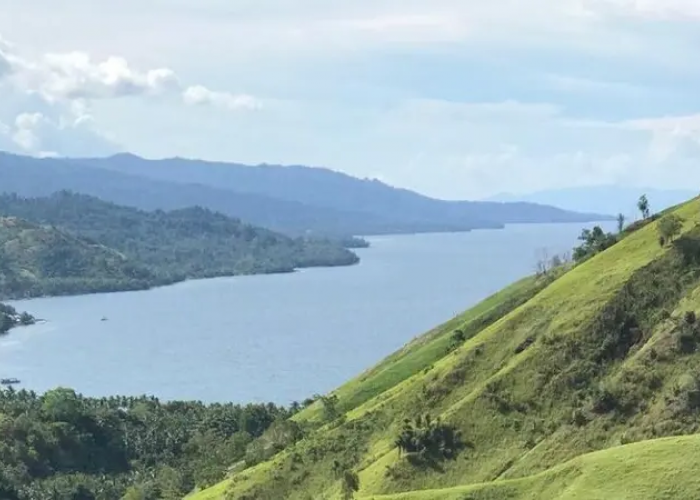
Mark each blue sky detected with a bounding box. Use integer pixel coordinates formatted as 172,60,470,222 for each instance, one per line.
0,0,699,199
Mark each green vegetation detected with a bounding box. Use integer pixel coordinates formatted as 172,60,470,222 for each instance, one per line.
7,191,700,499
335,237,371,249
638,194,651,219
365,435,700,500
394,415,463,464
572,225,618,262
616,213,626,233
0,192,359,299
0,302,35,334
0,387,297,499
184,194,700,500
0,217,157,299
658,213,684,246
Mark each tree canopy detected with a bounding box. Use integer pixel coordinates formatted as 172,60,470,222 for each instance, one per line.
0,192,359,299
0,387,298,499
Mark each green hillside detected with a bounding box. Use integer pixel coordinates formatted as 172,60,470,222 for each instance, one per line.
367,434,700,500
0,216,156,299
191,196,700,499
0,192,359,298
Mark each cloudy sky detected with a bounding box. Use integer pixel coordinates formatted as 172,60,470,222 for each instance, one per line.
1,0,699,199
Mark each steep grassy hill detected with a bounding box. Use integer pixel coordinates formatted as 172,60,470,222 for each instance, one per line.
191,196,700,499
0,217,156,299
368,435,700,500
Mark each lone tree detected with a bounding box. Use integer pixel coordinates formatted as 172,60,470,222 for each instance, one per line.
319,394,340,421
658,214,684,246
617,213,626,234
638,194,650,220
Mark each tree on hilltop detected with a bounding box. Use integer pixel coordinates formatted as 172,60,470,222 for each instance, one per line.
638,195,650,220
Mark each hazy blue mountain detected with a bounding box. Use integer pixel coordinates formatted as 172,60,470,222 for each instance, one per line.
0,152,411,236
0,151,608,236
487,186,697,219
74,153,610,225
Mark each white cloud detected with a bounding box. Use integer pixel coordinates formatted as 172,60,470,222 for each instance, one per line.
0,36,16,77
362,98,700,198
543,74,649,96
333,14,470,43
1,107,121,158
0,52,9,77
0,33,261,158
12,112,45,151
36,52,180,100
0,2,698,200
621,114,700,163
183,85,262,111
0,34,258,112
589,0,700,20
3,0,696,64
625,114,700,137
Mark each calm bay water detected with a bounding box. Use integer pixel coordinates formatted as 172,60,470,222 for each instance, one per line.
0,222,614,404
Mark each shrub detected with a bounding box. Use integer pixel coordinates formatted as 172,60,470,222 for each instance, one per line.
658,214,684,246
685,311,697,325
591,385,619,414
448,329,467,351
571,408,589,427
319,394,340,422
573,226,618,263
394,414,464,465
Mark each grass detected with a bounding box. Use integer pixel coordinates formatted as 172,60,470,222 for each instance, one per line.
186,481,229,500
363,434,700,500
294,275,546,423
192,197,700,500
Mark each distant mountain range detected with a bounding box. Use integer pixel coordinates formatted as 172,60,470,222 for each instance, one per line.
0,151,608,237
486,186,698,220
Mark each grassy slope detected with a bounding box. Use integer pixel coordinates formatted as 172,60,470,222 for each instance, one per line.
366,434,700,500
193,197,700,500
295,275,547,422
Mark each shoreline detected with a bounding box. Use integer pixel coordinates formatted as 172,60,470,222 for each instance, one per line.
1,257,362,304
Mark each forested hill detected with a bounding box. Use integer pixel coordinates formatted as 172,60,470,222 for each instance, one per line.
0,151,610,237
0,192,359,299
0,216,157,299
0,389,299,500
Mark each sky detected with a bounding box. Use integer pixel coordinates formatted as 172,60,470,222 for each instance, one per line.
0,0,699,200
